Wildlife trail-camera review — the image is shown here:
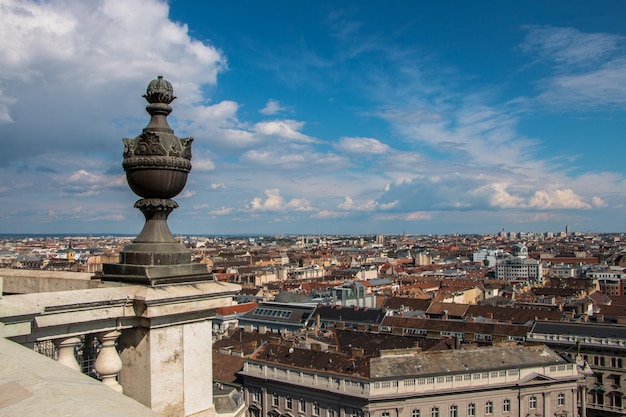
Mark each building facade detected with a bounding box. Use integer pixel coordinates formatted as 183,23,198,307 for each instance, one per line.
527,321,626,417
240,344,581,417
496,256,542,283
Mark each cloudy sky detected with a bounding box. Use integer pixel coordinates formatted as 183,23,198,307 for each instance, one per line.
1,0,626,236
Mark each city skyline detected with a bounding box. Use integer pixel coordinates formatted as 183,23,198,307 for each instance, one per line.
1,1,626,236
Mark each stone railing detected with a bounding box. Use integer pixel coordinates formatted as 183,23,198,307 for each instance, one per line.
527,332,626,348
0,279,240,417
0,336,161,416
241,361,578,398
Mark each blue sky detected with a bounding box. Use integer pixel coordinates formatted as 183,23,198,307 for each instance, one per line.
1,0,626,236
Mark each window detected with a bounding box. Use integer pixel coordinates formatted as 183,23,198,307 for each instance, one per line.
313,403,320,415
412,410,421,417
272,393,279,407
612,375,621,387
529,396,537,409
485,401,493,414
327,409,335,417
252,390,261,402
300,399,306,413
431,406,439,417
503,399,511,412
467,403,475,417
382,413,390,417
449,405,457,417
286,396,292,410
557,393,565,407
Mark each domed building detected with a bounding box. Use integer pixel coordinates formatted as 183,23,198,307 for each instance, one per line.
510,243,528,259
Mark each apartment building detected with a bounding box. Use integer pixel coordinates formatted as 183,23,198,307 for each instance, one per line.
527,321,626,417
496,256,543,283
240,343,580,417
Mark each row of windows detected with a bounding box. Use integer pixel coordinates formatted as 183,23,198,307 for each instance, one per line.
252,308,292,318
588,355,624,369
257,392,567,416
388,394,566,417
374,369,521,389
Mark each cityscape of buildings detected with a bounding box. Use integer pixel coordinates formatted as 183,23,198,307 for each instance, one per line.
1,4,625,412
2,229,626,416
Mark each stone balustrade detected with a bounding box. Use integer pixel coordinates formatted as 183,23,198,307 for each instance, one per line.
242,361,578,398
0,279,240,417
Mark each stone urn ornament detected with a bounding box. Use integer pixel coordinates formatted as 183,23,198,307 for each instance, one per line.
102,76,213,285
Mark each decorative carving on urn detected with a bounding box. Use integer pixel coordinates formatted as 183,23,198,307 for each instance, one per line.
122,76,193,200
102,76,214,285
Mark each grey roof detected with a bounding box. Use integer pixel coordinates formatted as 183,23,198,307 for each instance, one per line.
239,302,316,327
530,321,626,339
316,305,386,325
369,344,567,380
367,278,392,286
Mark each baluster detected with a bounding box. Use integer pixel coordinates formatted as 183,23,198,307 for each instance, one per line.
54,336,81,371
95,330,123,393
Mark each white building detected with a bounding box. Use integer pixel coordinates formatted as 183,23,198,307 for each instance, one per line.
495,244,542,283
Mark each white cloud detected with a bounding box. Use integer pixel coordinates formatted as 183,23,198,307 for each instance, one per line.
376,211,432,221
247,189,315,213
0,0,226,86
469,183,525,209
591,196,607,208
56,169,116,197
522,26,621,67
209,183,226,190
248,189,284,211
338,195,395,212
179,190,196,199
209,206,232,216
286,197,314,212
405,211,432,221
311,210,349,219
260,99,286,115
0,0,227,164
254,120,317,143
528,189,591,209
336,137,389,155
521,26,626,110
192,157,216,171
189,101,239,125
89,214,125,221
338,196,354,210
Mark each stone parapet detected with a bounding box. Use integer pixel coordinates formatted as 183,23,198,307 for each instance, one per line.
0,280,240,417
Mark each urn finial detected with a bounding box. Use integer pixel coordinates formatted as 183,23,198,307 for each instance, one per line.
103,77,213,285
